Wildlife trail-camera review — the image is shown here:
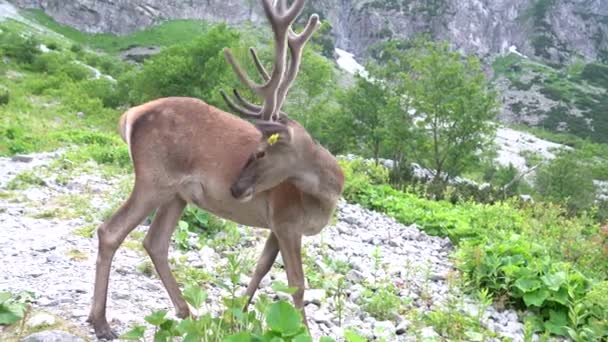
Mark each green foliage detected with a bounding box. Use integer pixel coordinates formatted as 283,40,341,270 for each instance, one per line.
338,157,389,201
535,152,596,214
0,31,40,64
402,40,498,180
0,86,9,105
122,283,331,341
173,206,235,251
580,63,608,88
120,24,240,106
359,283,403,320
25,10,210,53
0,292,33,326
6,171,45,190
341,159,608,337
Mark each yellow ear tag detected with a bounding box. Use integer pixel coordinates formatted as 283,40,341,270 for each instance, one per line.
267,133,280,146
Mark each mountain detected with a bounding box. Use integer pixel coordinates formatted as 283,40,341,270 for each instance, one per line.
8,0,608,142
10,0,608,62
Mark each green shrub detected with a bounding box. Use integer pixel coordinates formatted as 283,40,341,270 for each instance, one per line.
0,86,9,105
80,78,120,108
535,152,596,215
0,32,40,64
581,63,608,88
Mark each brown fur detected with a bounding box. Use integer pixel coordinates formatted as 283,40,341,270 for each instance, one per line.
88,96,344,339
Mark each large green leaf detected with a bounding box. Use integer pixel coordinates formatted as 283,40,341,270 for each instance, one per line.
271,281,298,295
0,305,22,325
145,310,168,326
344,330,367,342
183,285,207,310
515,277,542,293
523,288,550,307
265,301,302,336
541,272,566,291
119,325,146,340
543,310,568,336
292,334,313,342
225,332,261,342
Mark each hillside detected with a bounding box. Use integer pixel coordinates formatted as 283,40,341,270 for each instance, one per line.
9,0,608,143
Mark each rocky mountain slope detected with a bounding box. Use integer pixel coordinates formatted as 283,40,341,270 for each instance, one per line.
10,0,608,62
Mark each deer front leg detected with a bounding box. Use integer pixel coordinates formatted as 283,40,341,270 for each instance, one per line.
275,231,307,326
87,187,161,340
244,232,279,310
143,196,189,318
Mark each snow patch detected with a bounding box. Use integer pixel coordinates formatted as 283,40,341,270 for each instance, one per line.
508,45,527,58
335,48,368,78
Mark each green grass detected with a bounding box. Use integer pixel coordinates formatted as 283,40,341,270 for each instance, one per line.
23,9,210,53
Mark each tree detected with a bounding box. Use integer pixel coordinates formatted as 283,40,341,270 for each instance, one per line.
535,152,596,215
119,24,242,107
400,40,498,181
338,75,393,163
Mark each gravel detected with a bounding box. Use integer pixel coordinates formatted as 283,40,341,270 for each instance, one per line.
0,153,528,341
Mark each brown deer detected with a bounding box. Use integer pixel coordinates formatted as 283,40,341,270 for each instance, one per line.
86,0,344,339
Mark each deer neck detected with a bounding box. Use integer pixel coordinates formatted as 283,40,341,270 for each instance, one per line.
292,143,343,210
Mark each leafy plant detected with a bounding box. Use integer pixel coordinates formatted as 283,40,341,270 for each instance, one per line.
0,292,33,326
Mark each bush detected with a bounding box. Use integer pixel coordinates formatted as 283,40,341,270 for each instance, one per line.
0,32,40,64
122,24,240,105
535,153,596,215
0,86,9,105
80,78,121,108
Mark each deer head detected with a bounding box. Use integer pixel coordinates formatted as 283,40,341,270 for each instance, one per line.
231,118,305,201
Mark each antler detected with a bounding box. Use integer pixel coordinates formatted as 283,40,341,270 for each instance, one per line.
222,0,320,121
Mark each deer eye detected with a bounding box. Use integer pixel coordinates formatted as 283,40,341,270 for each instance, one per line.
255,151,266,159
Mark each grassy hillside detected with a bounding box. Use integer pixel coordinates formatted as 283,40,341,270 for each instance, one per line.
494,53,608,144
23,9,211,53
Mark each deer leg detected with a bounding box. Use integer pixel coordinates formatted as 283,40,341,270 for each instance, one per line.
143,196,189,318
275,231,307,326
244,232,279,310
87,186,164,340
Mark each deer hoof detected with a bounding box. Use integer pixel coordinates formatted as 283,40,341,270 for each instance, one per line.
94,323,119,340
176,308,190,319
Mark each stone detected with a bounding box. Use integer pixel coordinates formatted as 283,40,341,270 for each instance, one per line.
304,289,326,306
26,312,57,329
11,155,33,163
421,326,439,339
373,320,396,340
346,269,365,283
21,330,85,342
396,320,410,335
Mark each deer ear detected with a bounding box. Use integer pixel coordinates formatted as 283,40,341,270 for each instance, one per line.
254,120,292,144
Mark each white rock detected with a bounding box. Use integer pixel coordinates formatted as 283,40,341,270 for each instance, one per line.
304,289,326,306
26,312,57,328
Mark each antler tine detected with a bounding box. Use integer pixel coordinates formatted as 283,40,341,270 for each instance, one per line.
222,0,309,121
249,47,270,82
274,14,320,111
220,89,263,118
232,89,287,119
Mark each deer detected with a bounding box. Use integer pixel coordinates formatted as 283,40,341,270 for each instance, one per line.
86,0,344,339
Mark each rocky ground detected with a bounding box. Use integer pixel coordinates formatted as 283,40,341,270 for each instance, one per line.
0,152,527,341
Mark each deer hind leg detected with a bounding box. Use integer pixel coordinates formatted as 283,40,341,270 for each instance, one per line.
87,184,166,340
143,196,189,318
274,231,307,326
244,232,279,310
